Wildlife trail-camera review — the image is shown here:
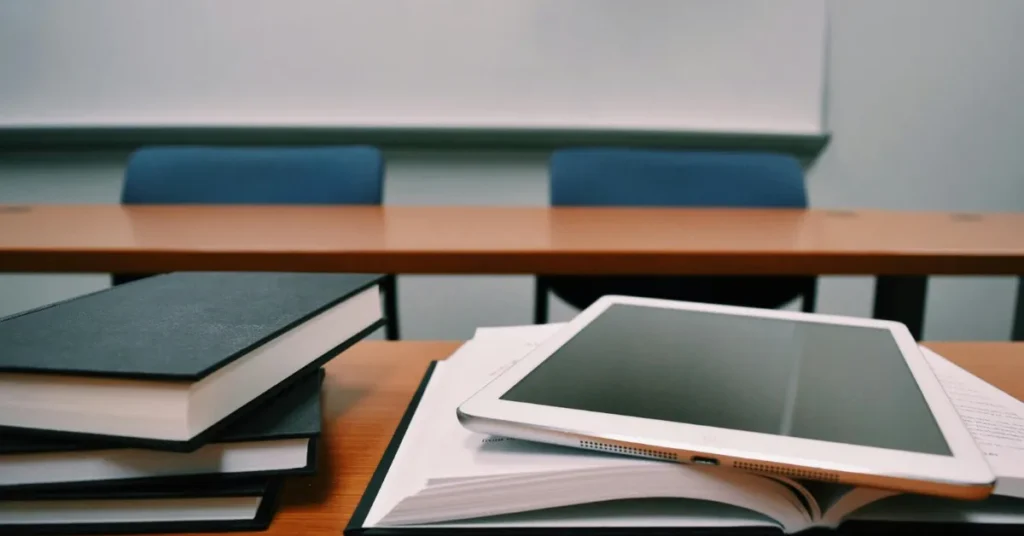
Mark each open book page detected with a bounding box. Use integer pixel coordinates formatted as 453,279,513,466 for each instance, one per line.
431,499,781,530
814,484,899,528
362,361,456,526
468,323,566,349
381,462,811,531
921,346,1024,499
367,325,813,531
366,334,569,526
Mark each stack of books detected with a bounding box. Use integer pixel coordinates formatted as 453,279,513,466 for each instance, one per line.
348,324,1024,534
0,272,385,534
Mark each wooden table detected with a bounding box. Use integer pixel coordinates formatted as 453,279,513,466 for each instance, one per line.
151,340,1024,536
2,205,1023,339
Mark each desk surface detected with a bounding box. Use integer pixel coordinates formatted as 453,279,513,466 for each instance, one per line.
1,205,1023,275
160,340,1024,536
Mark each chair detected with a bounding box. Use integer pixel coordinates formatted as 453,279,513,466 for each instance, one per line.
534,148,816,323
117,145,400,340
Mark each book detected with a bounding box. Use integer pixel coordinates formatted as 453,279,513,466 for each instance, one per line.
348,324,1024,534
0,368,324,490
0,271,384,451
0,475,281,535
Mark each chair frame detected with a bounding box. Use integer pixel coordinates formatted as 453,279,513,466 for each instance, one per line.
533,275,817,324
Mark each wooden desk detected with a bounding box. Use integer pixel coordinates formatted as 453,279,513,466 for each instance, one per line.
174,340,1021,536
2,205,1023,339
2,205,1022,275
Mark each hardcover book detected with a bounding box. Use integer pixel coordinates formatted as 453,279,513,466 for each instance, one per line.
0,475,281,535
0,369,325,490
0,271,383,450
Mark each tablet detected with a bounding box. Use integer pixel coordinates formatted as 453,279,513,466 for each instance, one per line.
457,296,995,500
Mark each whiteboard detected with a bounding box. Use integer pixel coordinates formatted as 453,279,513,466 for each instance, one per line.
0,0,828,135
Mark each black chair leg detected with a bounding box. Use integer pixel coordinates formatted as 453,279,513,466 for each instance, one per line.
801,278,818,313
534,276,549,324
382,274,400,340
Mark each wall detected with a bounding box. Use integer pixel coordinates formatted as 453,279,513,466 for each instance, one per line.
0,0,827,134
806,0,1024,340
1,0,1022,340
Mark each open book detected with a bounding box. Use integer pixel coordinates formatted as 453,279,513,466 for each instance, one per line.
355,325,1024,534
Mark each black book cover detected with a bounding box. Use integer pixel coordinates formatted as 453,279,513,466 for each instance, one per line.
0,271,382,380
0,271,384,451
0,370,324,490
0,475,282,535
344,365,1013,536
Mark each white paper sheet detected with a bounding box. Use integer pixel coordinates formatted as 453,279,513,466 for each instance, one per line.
922,347,1024,498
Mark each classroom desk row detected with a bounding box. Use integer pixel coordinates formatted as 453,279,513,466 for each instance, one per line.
1,204,1023,339
182,340,1024,536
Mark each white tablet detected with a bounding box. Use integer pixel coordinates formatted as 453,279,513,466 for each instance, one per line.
458,296,995,500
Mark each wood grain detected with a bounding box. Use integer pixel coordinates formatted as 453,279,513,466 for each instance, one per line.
166,341,461,536
1,205,1023,275
142,340,1024,536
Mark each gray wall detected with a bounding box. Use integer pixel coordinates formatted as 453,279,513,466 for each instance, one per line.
1,0,1022,340
0,0,828,134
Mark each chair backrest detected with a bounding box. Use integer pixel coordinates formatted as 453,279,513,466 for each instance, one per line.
122,146,384,205
549,148,807,208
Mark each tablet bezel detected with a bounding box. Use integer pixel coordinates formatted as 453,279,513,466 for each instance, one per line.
458,296,994,497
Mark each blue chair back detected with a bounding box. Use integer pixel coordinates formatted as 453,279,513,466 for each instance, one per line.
550,148,806,208
122,146,384,204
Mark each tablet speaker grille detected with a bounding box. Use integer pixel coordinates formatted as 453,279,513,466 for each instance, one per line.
733,461,840,482
579,440,678,461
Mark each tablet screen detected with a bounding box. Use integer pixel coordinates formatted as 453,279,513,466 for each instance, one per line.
501,304,951,455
